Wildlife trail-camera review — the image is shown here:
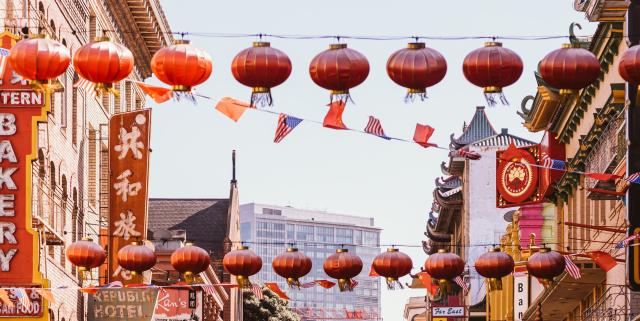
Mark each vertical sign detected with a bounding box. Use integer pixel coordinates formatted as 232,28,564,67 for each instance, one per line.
108,109,151,283
628,0,640,292
513,273,529,321
0,31,48,319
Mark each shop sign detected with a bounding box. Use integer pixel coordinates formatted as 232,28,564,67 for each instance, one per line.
496,144,543,208
108,110,151,284
152,288,203,321
513,273,529,321
0,286,43,317
87,288,159,321
431,307,464,317
627,226,640,291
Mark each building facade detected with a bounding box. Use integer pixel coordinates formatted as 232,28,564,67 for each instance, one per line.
0,1,171,321
239,203,382,321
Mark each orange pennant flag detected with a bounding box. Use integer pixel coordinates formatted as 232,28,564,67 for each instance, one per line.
417,272,439,296
35,289,55,305
585,173,621,182
0,289,14,308
314,280,336,289
413,124,436,148
264,282,289,300
135,81,173,103
323,101,348,130
585,251,617,272
215,97,252,122
369,264,380,277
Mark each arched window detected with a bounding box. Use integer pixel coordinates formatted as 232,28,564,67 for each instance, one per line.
48,162,56,258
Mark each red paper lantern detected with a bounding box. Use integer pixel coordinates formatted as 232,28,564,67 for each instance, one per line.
170,242,211,280
619,45,640,84
231,41,292,107
474,247,515,291
272,248,312,287
309,43,369,103
423,249,465,287
463,41,523,106
372,248,413,289
66,238,106,273
539,43,600,95
8,34,70,88
117,242,157,275
386,42,447,101
73,37,134,93
222,246,262,287
151,39,212,95
526,247,565,286
323,248,363,292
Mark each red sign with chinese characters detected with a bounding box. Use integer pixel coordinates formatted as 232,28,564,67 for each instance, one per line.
0,31,48,319
496,144,542,208
108,109,151,284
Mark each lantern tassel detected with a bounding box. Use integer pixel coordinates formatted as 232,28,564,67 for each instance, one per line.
404,90,428,103
286,278,301,289
483,92,510,107
330,93,354,105
488,278,503,291
250,91,273,108
385,278,404,290
337,279,354,292
173,91,197,104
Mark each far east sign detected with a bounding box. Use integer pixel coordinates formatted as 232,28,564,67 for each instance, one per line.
0,31,47,319
432,307,464,317
496,143,543,208
108,110,151,284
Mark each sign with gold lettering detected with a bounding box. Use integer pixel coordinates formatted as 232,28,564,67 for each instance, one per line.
108,110,151,284
0,31,49,320
87,288,159,321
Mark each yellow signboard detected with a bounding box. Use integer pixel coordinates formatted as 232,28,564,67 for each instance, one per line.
433,318,447,321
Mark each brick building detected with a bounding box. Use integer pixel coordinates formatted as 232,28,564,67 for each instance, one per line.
0,1,171,321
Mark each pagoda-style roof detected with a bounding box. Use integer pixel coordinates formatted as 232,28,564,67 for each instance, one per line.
450,107,497,150
435,176,462,190
471,128,536,148
574,0,629,22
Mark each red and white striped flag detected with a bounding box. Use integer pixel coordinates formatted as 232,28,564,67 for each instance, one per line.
453,276,468,293
73,72,96,99
251,284,264,300
0,48,9,79
563,255,582,279
12,288,31,310
364,116,390,140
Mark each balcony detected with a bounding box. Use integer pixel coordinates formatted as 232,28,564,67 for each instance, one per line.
31,168,68,246
583,285,631,321
574,0,629,22
585,113,625,200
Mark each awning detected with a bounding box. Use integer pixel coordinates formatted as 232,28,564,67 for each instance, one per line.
522,260,605,321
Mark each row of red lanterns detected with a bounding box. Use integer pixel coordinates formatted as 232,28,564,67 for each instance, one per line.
67,238,567,291
10,33,627,108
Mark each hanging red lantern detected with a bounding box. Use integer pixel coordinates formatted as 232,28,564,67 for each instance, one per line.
117,242,157,276
73,37,134,94
423,249,465,288
151,39,212,100
231,41,292,107
170,242,211,281
462,41,523,106
309,43,369,103
386,42,447,101
323,248,363,292
272,247,312,288
526,247,565,286
474,247,515,291
371,248,413,289
222,246,262,288
619,45,640,89
539,24,600,95
8,34,70,89
66,238,106,273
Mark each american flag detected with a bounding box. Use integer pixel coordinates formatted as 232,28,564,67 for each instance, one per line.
200,285,217,297
364,116,390,140
12,288,31,310
250,283,264,300
453,276,468,293
0,48,9,79
563,255,581,279
615,234,639,249
625,172,640,184
73,72,96,99
274,113,303,143
541,153,566,170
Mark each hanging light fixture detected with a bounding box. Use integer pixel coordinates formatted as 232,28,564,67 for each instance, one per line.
371,248,413,289
474,247,515,291
272,247,312,288
222,246,262,288
73,36,134,94
170,242,211,282
8,34,70,90
323,248,363,292
309,42,369,104
386,42,447,102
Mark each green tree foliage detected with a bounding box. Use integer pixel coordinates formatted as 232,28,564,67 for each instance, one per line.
243,287,301,321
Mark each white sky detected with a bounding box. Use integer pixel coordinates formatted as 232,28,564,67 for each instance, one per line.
150,1,596,318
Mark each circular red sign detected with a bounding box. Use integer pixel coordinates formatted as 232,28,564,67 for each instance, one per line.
497,147,539,204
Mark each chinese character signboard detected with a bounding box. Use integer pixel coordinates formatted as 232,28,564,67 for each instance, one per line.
0,31,49,320
496,144,545,208
108,109,151,283
152,288,203,321
87,288,159,321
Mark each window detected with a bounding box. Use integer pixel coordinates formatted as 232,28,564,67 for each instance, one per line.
286,224,294,239
363,231,378,247
71,87,79,144
262,208,282,215
296,225,314,241
88,128,96,206
114,82,121,114
354,230,362,245
336,228,353,244
317,227,334,243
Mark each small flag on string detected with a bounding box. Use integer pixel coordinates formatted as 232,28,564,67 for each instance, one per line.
274,113,303,143
34,288,55,305
215,97,251,122
301,280,336,289
541,153,566,170
563,255,582,279
0,48,9,79
135,81,173,103
264,283,289,300
349,279,359,289
0,289,13,308
453,276,468,293
323,101,348,130
417,272,439,296
250,284,264,300
585,172,621,182
364,116,390,140
73,72,96,99
615,234,639,249
369,264,380,277
413,123,436,148
584,251,617,272
625,173,640,184
12,288,31,310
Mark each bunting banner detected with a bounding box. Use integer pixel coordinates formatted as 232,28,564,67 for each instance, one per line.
215,97,251,122
264,283,289,300
453,276,468,293
135,81,173,103
274,113,303,143
368,264,380,277
300,280,336,289
364,116,389,140
413,123,436,148
584,251,617,272
323,100,348,130
615,234,639,249
563,255,582,279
